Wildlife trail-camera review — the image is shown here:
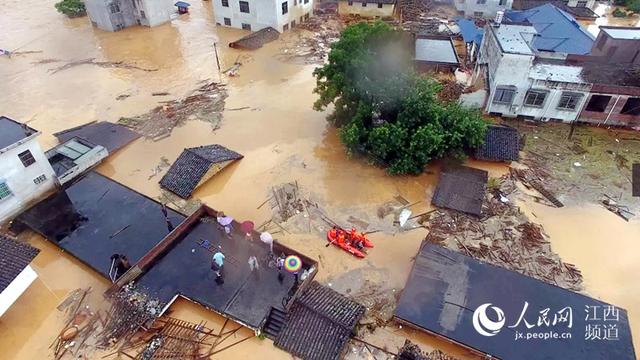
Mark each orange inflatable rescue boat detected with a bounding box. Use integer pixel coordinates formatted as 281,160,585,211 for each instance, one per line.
326,227,373,258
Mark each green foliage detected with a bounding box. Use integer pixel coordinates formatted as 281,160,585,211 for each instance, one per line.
55,0,86,17
627,0,640,12
487,177,501,191
314,22,487,175
612,7,628,16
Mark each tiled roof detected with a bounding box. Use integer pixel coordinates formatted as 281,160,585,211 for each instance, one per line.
504,4,594,55
432,166,488,216
474,125,520,161
159,145,243,199
275,281,366,360
0,236,39,293
229,27,280,50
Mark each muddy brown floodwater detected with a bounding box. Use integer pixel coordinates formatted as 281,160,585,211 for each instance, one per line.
1,0,639,357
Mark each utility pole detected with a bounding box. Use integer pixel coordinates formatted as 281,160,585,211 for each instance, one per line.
213,42,221,72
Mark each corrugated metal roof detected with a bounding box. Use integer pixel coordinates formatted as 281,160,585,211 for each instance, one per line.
455,17,484,46
0,236,39,293
504,4,594,55
415,38,459,65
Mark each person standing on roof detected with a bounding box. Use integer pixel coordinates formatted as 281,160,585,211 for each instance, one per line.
212,251,225,284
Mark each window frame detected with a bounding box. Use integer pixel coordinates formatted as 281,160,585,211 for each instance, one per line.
362,1,367,6
239,1,250,13
492,87,516,105
222,0,229,7
0,181,12,201
241,22,251,30
378,2,383,7
18,150,36,167
523,89,548,108
476,0,487,4
556,92,582,111
224,17,231,25
33,174,47,185
282,0,288,14
473,11,484,16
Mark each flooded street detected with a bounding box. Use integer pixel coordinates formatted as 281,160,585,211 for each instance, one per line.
1,0,639,357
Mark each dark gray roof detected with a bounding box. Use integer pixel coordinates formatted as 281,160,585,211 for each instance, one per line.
0,236,40,293
275,281,366,360
229,27,280,50
341,0,396,4
54,122,140,153
0,116,38,150
474,125,520,162
159,145,243,199
432,166,488,216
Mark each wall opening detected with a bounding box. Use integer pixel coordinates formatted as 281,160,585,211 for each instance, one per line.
620,97,640,115
585,95,611,112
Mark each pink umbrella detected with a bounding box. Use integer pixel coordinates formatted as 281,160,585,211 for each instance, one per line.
240,221,254,234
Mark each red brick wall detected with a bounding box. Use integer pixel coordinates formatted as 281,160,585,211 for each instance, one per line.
579,93,640,128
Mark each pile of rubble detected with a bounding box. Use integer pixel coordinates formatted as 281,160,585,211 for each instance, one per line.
425,175,583,291
278,15,343,64
118,81,227,140
398,340,460,360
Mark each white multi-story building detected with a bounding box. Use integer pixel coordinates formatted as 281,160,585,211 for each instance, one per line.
0,117,57,223
454,0,512,18
85,0,175,32
212,0,313,32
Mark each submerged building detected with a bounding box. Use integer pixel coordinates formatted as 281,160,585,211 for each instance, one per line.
84,0,176,32
0,117,56,223
212,0,313,32
337,0,396,18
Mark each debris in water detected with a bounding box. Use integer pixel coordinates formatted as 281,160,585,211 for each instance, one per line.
47,58,158,74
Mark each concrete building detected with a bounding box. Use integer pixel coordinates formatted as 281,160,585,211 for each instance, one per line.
85,0,175,32
337,0,396,18
213,0,313,32
46,137,108,186
477,22,592,122
590,27,640,65
454,0,512,18
0,117,56,223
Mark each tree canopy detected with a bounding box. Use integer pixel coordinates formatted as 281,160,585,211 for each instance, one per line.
313,22,487,175
55,0,86,18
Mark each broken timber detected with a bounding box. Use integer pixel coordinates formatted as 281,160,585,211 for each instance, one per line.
528,180,564,208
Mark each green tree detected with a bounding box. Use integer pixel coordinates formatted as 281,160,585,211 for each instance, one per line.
55,0,86,18
314,22,487,175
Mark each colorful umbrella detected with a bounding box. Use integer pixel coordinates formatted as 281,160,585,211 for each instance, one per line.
240,220,254,234
284,255,302,273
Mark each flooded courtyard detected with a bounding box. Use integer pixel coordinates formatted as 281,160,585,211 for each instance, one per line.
1,0,639,358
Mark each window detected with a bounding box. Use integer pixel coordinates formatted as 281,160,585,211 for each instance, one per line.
300,16,304,22
304,13,310,20
140,10,146,19
291,20,296,27
620,97,640,115
33,174,47,185
109,3,120,13
476,0,487,4
239,1,250,13
18,150,36,167
304,0,309,4
557,92,582,110
282,1,288,13
473,11,484,16
378,2,383,7
576,0,587,6
492,87,516,105
348,0,353,4
499,0,506,5
0,182,12,200
241,23,251,30
523,90,548,107
294,0,297,5
283,23,289,31
362,1,367,6
224,17,231,25
585,95,611,112
222,0,229,6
